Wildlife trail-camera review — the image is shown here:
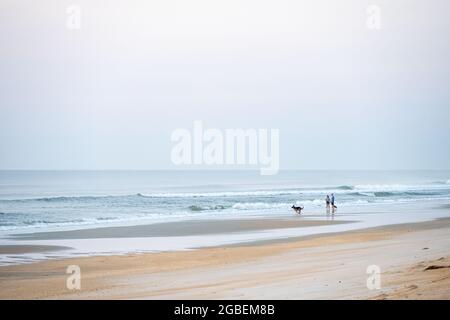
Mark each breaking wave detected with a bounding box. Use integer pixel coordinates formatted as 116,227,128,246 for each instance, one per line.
1,180,449,231
188,205,228,211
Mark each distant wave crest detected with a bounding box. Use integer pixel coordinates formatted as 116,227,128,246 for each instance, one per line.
188,204,227,211
336,185,354,190
1,183,449,205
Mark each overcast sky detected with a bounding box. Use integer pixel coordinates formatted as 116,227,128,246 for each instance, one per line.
1,0,449,170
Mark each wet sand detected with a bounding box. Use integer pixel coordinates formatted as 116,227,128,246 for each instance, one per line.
8,217,350,241
1,218,449,299
0,245,70,255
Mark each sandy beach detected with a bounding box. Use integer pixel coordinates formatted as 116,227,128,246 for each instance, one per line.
2,0,450,305
1,217,449,300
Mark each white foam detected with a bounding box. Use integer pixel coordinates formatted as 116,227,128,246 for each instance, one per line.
354,183,449,192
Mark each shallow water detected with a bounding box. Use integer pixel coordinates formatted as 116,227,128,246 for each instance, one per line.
1,170,449,233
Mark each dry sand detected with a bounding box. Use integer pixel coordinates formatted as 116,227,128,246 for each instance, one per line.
0,218,449,299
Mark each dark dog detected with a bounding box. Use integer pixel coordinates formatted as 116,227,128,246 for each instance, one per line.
291,205,304,214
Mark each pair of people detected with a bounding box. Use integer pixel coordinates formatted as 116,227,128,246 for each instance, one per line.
326,193,337,212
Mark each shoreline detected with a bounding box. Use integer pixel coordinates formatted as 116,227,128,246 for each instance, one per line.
1,205,450,264
1,217,450,299
0,217,351,261
1,195,449,267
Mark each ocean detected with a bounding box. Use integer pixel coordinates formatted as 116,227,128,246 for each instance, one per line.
1,170,450,233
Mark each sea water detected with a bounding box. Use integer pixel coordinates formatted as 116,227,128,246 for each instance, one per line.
1,170,449,233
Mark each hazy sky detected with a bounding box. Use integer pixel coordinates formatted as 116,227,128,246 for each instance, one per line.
1,0,449,170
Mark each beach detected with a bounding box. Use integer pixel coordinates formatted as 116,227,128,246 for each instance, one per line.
2,0,450,305
1,216,450,299
1,170,450,299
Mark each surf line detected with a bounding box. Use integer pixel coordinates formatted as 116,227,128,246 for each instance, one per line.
171,120,280,175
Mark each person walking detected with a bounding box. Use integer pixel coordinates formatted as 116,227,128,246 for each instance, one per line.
331,193,337,213
325,194,331,213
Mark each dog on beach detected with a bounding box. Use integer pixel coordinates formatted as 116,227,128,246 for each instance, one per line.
291,205,304,214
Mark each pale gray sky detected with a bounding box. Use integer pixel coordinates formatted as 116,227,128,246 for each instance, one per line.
1,0,449,170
